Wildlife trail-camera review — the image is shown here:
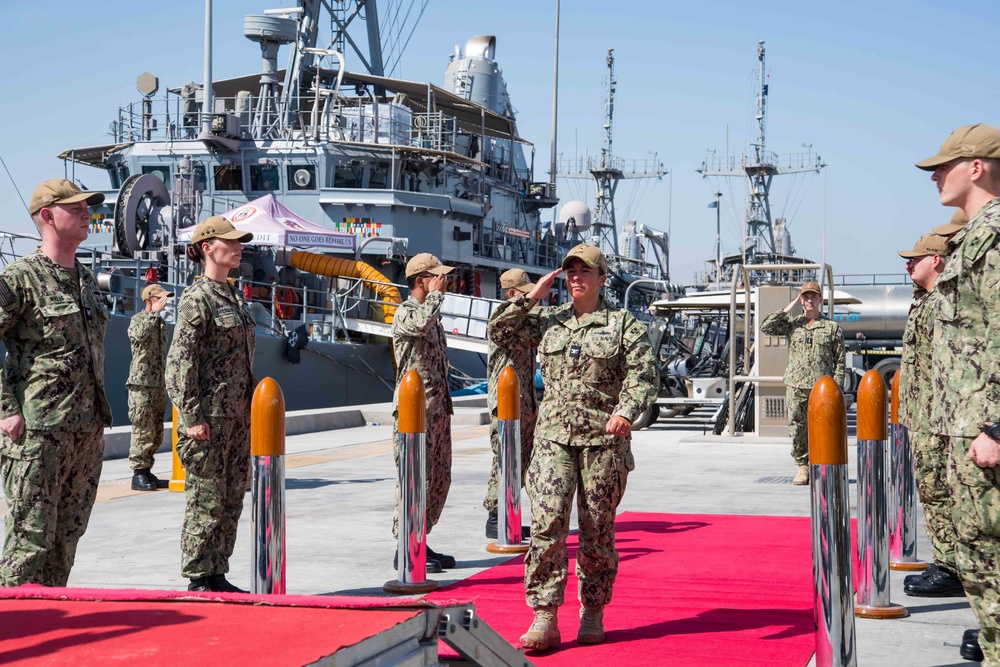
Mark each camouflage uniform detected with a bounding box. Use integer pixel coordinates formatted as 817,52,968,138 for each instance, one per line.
391,291,452,537
759,310,845,465
899,286,956,572
166,277,256,580
929,198,1000,662
483,324,538,513
127,310,169,471
489,296,657,608
0,249,112,587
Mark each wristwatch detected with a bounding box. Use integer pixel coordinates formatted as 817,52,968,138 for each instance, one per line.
983,423,1000,440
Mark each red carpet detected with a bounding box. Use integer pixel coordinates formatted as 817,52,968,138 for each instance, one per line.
428,512,816,666
0,587,471,665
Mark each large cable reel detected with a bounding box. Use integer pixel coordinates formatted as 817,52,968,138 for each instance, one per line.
114,173,171,256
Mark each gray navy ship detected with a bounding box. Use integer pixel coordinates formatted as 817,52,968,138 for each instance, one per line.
7,0,671,425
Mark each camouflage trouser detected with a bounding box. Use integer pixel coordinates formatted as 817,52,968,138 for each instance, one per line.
946,435,1000,664
483,409,537,512
392,411,452,538
786,386,811,466
127,386,167,471
910,430,957,572
0,422,105,587
177,415,250,579
524,438,634,609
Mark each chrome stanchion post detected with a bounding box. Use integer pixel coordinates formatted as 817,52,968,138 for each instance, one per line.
251,377,286,595
809,375,856,667
888,370,928,572
487,366,528,555
855,370,908,618
384,370,440,594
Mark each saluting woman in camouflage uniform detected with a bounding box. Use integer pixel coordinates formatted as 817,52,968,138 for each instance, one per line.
166,216,256,593
489,243,658,652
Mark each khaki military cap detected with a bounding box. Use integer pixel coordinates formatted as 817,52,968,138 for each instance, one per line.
405,252,455,278
500,268,536,294
898,233,950,258
561,243,608,273
916,124,1000,171
799,281,821,296
141,284,174,301
931,208,970,236
189,216,253,245
29,178,105,215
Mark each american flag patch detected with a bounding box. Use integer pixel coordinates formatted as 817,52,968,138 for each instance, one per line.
0,278,14,309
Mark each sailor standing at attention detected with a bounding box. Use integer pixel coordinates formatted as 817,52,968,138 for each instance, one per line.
0,178,113,587
759,281,845,486
127,283,173,491
915,123,1000,663
483,268,539,539
488,243,657,652
390,253,457,572
895,231,966,601
166,216,256,593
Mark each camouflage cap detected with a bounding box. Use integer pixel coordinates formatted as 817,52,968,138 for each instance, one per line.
405,252,455,278
799,281,821,296
561,243,608,273
29,178,105,215
499,268,536,294
190,216,253,245
897,232,950,258
931,208,970,236
141,283,174,300
915,124,1000,171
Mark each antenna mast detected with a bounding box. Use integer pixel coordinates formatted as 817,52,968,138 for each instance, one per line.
699,40,825,271
559,48,667,266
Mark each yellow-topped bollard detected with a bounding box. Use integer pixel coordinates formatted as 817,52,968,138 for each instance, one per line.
854,370,907,619
807,376,856,666
488,366,528,555
250,378,287,594
384,370,439,594
888,370,927,572
857,369,888,441
168,405,185,493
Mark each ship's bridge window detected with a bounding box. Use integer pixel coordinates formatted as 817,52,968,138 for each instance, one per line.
141,166,172,191
107,163,130,189
334,163,361,189
250,165,281,192
287,165,317,191
214,165,243,192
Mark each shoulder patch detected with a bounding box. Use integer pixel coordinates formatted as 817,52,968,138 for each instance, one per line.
0,278,15,309
962,227,999,264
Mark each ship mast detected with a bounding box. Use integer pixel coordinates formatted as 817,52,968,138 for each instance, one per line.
559,48,667,267
698,40,825,272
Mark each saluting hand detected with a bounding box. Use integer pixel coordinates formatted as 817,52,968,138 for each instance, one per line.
0,414,25,442
427,274,450,293
187,423,211,441
152,295,169,313
605,415,632,438
527,268,562,301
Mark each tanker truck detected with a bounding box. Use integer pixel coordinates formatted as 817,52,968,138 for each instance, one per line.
831,283,913,395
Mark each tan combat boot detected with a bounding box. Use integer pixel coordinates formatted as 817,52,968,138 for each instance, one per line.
793,465,809,486
520,606,560,651
578,605,605,644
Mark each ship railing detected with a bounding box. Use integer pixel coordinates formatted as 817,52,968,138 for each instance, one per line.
832,273,911,286
474,221,560,269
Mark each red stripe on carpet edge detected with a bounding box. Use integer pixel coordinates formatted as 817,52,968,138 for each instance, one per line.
427,511,817,667
0,585,473,611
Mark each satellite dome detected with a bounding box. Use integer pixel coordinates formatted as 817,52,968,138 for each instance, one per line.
558,201,592,232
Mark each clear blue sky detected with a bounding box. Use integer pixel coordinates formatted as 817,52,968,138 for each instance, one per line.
2,0,997,283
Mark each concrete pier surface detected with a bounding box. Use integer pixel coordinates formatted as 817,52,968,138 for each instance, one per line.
0,407,978,665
